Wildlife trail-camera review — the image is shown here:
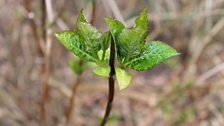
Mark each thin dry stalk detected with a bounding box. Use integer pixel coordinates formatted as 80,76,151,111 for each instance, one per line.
65,70,82,125
23,0,44,56
39,0,54,125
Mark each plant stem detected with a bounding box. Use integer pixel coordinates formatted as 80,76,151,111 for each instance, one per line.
100,35,115,126
23,0,44,56
65,61,83,126
39,0,54,125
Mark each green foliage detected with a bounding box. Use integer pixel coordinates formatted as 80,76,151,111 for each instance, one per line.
125,41,179,71
55,31,98,62
55,8,179,90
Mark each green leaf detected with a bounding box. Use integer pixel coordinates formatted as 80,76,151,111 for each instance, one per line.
77,9,88,23
99,31,111,64
115,67,132,90
69,60,83,74
116,28,145,64
97,49,110,66
105,18,124,39
93,66,110,77
77,22,102,59
126,41,180,71
106,8,149,66
55,31,98,62
100,31,111,52
135,8,148,32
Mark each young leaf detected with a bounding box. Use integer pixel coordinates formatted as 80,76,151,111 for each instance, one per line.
105,18,124,39
100,31,111,52
55,31,98,62
115,67,132,90
116,28,145,64
77,22,102,59
69,60,83,74
93,66,110,77
135,8,148,33
106,8,149,66
99,31,111,64
97,49,110,66
125,41,180,71
77,9,88,23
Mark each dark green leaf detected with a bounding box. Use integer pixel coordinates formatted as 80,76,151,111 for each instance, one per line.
126,41,179,71
55,31,97,62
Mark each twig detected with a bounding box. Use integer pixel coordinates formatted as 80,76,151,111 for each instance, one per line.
41,0,46,42
184,16,224,82
196,62,224,85
39,0,54,125
100,33,115,126
23,0,44,56
65,61,83,126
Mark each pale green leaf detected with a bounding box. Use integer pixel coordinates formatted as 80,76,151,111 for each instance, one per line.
93,66,110,77
115,67,132,90
126,41,179,71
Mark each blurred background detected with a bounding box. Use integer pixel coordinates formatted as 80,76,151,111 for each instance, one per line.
0,0,224,126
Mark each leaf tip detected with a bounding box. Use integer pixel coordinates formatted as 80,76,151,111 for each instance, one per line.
77,9,87,23
54,32,60,38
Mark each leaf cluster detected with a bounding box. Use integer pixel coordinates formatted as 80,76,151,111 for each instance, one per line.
55,8,179,90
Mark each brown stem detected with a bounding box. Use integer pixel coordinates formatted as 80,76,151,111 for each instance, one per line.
39,27,52,126
65,61,83,126
41,0,46,42
39,0,54,125
23,0,44,56
100,34,115,126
